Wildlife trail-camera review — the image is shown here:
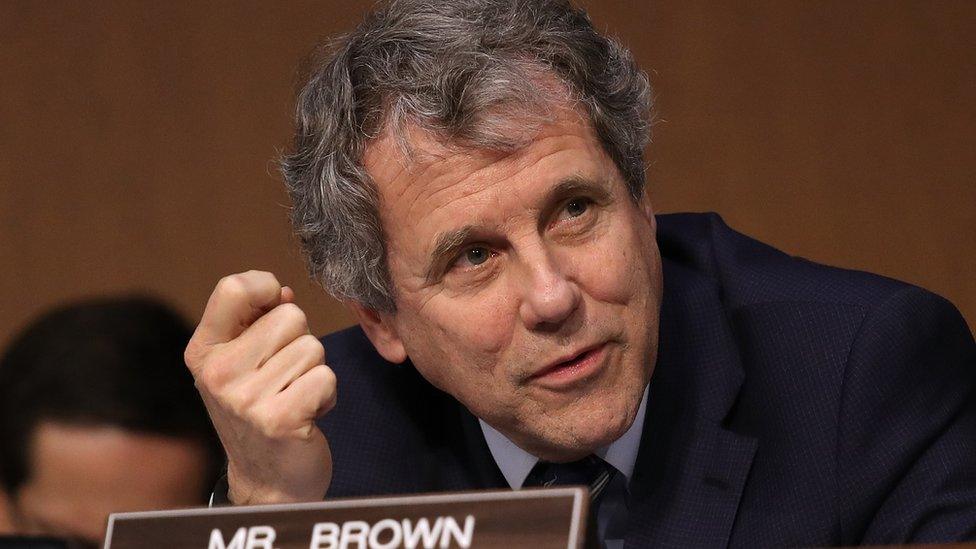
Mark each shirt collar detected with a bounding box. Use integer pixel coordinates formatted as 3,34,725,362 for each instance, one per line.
479,385,649,489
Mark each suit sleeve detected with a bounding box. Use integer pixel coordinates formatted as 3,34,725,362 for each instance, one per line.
836,286,976,543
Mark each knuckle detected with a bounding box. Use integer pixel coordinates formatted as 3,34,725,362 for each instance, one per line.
214,274,248,301
325,387,338,413
320,394,337,416
245,270,280,291
282,404,318,441
197,357,246,400
197,362,226,391
242,400,268,427
315,366,338,413
228,383,262,415
183,341,203,370
277,302,308,327
319,364,338,390
258,421,281,440
298,334,325,361
296,422,318,441
243,269,273,279
255,418,278,440
254,408,287,439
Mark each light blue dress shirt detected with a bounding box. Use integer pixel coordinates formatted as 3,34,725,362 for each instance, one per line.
479,387,649,548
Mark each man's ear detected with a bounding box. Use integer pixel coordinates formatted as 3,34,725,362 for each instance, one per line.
348,302,408,364
640,192,657,231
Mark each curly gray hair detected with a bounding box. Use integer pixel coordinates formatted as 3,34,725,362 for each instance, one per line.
281,0,652,312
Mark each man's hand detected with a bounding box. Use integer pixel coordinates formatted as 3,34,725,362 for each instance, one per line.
184,270,336,505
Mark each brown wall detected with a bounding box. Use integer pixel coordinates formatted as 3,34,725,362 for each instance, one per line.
1,1,973,346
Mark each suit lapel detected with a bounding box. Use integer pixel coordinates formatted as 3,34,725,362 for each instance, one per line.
624,259,757,548
453,402,511,489
625,409,757,547
390,358,509,492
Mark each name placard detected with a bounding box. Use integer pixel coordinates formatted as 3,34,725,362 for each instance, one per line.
104,487,587,549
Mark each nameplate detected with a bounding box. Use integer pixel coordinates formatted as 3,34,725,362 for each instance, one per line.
104,487,587,549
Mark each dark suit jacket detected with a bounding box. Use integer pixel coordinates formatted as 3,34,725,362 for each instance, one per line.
317,212,976,547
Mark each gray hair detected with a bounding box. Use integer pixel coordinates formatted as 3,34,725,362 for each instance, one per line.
281,0,652,312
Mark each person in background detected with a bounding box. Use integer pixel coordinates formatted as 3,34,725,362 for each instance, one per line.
0,297,222,548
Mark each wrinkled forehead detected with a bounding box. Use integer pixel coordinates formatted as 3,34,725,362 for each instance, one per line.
365,68,579,162
362,99,592,190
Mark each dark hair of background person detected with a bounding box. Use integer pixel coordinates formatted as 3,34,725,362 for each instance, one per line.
0,296,223,500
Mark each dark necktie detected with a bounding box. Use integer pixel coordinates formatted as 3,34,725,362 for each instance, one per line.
524,455,615,548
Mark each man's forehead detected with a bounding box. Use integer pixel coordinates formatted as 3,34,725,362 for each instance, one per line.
361,69,578,166
362,125,472,189
362,104,593,194
363,122,523,191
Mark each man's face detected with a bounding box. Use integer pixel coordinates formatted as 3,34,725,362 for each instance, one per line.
362,105,663,461
2,422,209,547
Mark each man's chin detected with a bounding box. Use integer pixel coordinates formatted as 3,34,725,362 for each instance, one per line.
528,405,638,462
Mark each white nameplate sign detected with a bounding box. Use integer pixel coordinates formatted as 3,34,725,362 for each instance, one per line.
104,487,587,549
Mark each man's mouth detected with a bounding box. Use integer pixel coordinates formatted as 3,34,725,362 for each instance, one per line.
528,342,608,388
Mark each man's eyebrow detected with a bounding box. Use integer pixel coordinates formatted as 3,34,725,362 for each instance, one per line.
424,225,475,281
548,175,610,199
538,175,612,224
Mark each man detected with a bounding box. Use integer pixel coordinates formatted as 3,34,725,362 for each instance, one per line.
185,0,976,546
0,297,222,548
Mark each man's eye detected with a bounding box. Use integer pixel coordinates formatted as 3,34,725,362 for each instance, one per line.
462,246,490,266
564,197,590,218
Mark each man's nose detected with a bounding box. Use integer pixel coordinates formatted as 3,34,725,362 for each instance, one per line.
517,251,582,332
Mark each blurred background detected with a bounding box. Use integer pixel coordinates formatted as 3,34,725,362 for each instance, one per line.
1,0,973,344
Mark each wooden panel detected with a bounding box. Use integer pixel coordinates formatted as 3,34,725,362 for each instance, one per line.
585,0,976,328
1,1,972,347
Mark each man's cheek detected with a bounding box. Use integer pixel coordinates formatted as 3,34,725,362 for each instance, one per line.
426,293,514,355
451,310,513,359
579,244,643,303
